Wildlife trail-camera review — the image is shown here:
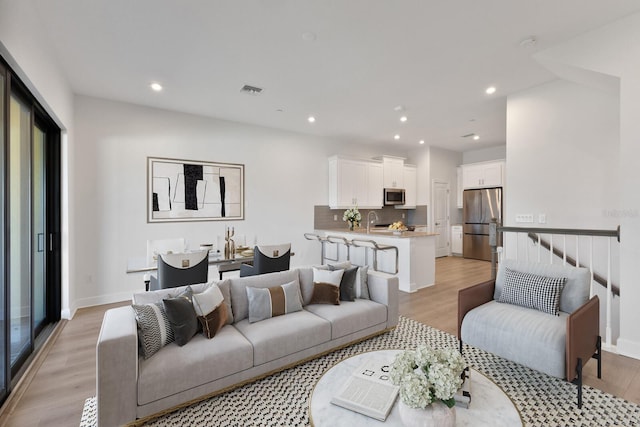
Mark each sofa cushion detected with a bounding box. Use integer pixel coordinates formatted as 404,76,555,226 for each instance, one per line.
192,284,228,338
134,279,234,324
328,265,358,301
495,259,590,314
132,302,175,359
461,300,567,378
310,268,343,305
230,270,300,323
137,325,253,405
246,280,303,323
234,310,331,366
305,299,387,339
163,287,198,346
498,268,567,315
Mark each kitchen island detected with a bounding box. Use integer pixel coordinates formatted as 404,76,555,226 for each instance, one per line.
317,228,437,293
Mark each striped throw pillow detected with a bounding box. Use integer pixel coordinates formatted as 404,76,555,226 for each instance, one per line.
132,302,175,359
246,281,303,323
498,268,567,315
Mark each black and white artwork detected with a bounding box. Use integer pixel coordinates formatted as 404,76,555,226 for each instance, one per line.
147,157,244,222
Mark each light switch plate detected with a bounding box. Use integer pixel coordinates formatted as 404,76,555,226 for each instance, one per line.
538,214,546,224
515,214,534,223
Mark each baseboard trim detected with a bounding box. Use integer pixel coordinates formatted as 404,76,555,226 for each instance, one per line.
616,337,640,360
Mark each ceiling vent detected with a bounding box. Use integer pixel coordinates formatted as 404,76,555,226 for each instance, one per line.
461,133,476,138
240,84,263,96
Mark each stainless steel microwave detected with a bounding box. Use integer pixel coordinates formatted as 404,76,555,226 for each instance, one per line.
384,188,405,205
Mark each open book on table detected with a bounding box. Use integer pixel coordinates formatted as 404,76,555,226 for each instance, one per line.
330,359,400,421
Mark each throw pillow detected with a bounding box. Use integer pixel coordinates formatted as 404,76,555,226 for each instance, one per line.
132,301,175,359
192,283,228,338
328,264,358,301
310,267,343,305
246,281,303,323
498,268,567,315
355,265,370,299
163,287,198,346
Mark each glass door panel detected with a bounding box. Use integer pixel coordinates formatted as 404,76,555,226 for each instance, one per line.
33,125,45,331
9,94,32,367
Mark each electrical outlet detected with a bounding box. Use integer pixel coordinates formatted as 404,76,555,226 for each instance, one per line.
333,214,338,221
402,213,405,219
538,213,546,224
515,214,534,223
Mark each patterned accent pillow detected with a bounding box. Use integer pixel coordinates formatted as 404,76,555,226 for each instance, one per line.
310,268,343,305
246,281,303,323
132,302,175,359
498,268,567,315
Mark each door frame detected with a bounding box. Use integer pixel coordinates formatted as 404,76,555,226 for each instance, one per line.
431,179,451,257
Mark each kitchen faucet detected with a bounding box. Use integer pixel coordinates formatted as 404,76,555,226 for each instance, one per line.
367,211,379,234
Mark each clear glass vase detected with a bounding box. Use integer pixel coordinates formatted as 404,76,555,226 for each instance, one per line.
398,400,456,427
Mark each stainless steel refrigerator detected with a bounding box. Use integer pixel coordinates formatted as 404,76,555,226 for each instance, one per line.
463,187,502,261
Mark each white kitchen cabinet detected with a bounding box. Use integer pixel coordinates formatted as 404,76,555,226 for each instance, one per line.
401,164,417,208
462,160,505,189
451,225,463,255
328,156,383,209
381,156,405,188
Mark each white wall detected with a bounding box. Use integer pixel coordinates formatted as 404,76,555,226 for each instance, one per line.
505,79,619,229
72,96,407,311
462,145,506,164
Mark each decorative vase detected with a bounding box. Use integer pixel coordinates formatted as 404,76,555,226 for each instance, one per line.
349,222,354,231
398,400,456,427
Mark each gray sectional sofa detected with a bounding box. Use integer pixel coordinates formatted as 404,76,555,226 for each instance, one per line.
96,266,399,426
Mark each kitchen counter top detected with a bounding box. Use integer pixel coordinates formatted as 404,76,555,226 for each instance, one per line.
319,228,438,238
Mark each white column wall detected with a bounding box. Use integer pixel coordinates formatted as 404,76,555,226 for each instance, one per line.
513,12,640,358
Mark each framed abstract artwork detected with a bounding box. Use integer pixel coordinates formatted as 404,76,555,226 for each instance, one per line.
147,157,244,222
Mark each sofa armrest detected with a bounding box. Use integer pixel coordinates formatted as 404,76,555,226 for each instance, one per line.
458,279,496,339
566,295,600,381
96,306,139,427
368,272,399,328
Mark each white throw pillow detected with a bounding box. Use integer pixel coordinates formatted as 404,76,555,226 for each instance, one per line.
192,283,224,317
312,267,344,286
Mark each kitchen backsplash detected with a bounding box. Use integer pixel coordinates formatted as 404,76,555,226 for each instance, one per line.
314,205,427,230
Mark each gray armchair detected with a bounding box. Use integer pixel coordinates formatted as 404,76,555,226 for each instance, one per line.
239,244,291,277
149,250,209,291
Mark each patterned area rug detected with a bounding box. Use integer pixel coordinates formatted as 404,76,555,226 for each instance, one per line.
80,316,640,426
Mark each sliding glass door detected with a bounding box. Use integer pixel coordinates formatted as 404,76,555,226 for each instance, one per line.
0,57,61,402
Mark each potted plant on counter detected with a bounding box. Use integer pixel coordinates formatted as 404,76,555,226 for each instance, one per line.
343,207,361,231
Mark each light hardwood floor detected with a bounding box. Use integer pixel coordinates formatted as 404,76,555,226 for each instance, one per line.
1,257,639,426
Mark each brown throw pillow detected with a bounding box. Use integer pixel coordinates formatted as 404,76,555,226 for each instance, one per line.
310,282,340,305
199,303,229,339
310,268,343,305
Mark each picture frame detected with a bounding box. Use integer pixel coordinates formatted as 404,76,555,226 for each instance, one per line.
147,157,244,223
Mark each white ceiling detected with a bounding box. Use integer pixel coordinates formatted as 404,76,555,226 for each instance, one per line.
32,0,640,152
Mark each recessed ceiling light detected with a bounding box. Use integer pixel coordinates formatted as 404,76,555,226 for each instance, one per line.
419,140,425,145
473,135,480,140
150,82,163,92
394,134,400,140
307,116,316,123
485,86,496,95
302,31,317,42
400,116,408,123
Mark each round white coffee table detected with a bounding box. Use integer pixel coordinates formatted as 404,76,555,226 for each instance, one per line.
309,350,522,426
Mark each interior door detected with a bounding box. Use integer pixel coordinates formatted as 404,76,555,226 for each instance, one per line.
432,181,450,258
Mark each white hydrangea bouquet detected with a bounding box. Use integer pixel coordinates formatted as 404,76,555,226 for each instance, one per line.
342,207,361,229
390,345,466,409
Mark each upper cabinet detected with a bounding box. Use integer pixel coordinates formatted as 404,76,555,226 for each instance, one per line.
456,166,463,208
328,156,383,209
402,165,417,209
461,160,505,189
381,156,405,188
